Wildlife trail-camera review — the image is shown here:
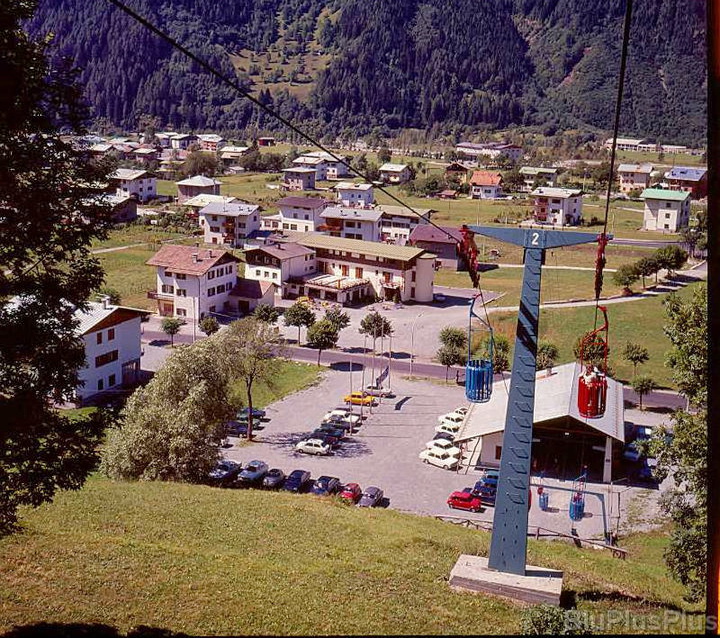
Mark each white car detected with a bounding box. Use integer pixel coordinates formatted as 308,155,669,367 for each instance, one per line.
438,412,466,427
364,384,394,398
419,448,459,470
295,438,331,455
322,410,362,426
435,421,462,436
424,439,461,456
453,406,469,416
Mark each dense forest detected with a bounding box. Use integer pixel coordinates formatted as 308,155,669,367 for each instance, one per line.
28,0,706,145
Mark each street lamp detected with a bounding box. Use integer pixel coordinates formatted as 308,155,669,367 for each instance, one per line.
409,312,425,378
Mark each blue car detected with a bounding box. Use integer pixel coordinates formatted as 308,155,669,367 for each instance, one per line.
225,420,249,437
283,469,312,493
207,460,242,487
310,475,341,496
472,476,498,506
237,407,266,419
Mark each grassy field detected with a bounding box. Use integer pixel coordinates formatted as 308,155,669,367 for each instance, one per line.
228,359,322,409
97,247,157,311
485,281,702,387
616,149,706,167
92,225,189,250
437,267,626,306
0,476,700,636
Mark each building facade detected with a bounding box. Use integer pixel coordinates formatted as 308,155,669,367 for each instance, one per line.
335,182,374,207
518,167,558,193
146,245,240,321
663,166,708,199
176,175,223,204
531,187,583,226
282,167,316,191
469,171,504,199
617,163,654,194
244,243,317,289
198,201,261,247
379,163,412,184
640,188,691,232
109,168,157,203
319,207,383,241
260,196,330,233
377,205,433,245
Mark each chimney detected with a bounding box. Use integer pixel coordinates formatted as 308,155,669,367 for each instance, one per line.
207,249,213,258
101,295,111,309
192,252,199,263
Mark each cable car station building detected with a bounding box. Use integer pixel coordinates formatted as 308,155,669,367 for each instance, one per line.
456,363,625,483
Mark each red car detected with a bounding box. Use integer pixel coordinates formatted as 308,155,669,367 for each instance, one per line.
447,490,483,513
339,482,362,503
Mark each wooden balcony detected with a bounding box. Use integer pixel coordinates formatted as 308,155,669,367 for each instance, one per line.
147,290,174,300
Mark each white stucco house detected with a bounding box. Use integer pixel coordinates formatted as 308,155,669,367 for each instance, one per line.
109,168,157,204
198,201,261,247
640,188,691,232
531,187,583,226
335,182,374,207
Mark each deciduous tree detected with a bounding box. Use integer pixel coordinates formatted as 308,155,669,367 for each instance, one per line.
324,306,350,332
631,375,657,410
612,264,640,295
253,303,280,324
359,310,393,352
306,319,340,366
0,1,114,534
436,344,466,383
161,316,184,347
655,245,688,279
284,301,316,345
198,315,219,336
536,340,559,375
622,341,649,377
439,326,467,351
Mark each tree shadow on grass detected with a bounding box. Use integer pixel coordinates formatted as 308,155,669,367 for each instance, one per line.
1,623,188,638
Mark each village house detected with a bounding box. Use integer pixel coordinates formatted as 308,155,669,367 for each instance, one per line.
444,161,472,184
469,170,504,199
155,132,178,148
146,245,240,321
198,201,261,247
89,142,113,157
407,224,462,268
335,182,374,207
377,205,433,245
109,168,157,203
379,163,412,184
170,133,198,150
73,299,150,402
617,163,654,194
260,196,330,233
181,194,236,213
292,151,351,180
244,243,317,291
228,278,277,315
519,166,558,192
640,188,691,232
132,147,158,164
176,175,223,204
663,166,708,199
257,137,276,147
455,142,523,163
219,145,251,167
531,187,583,226
103,193,138,223
282,167,316,192
296,234,436,304
319,207,384,242
196,134,226,152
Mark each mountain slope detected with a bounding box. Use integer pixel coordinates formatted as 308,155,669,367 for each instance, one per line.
28,0,706,144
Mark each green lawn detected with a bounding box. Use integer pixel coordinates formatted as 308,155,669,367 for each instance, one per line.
228,359,322,409
616,149,706,167
0,476,699,635
486,281,702,387
97,247,158,311
437,267,626,306
92,225,189,250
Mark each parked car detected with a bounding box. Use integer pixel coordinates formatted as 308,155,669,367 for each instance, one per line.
343,391,376,406
236,459,269,485
425,438,461,456
207,460,242,487
322,410,362,429
623,441,642,462
339,482,362,503
479,468,500,481
453,406,469,416
433,431,456,442
225,420,249,437
364,384,395,398
316,423,346,439
283,469,312,493
447,490,483,513
433,293,446,303
262,468,286,489
419,448,459,470
310,475,341,496
633,425,653,441
473,475,498,505
311,430,341,448
295,438,332,456
357,486,384,507
236,407,266,419
438,412,466,427
435,421,462,436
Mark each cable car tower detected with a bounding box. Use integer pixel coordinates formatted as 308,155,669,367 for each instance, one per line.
462,225,611,577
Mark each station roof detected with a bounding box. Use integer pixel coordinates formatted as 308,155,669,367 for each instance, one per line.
298,233,426,262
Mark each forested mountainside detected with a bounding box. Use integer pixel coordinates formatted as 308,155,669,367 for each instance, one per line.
29,0,706,145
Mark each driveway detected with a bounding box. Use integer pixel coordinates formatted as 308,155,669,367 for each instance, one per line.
220,367,665,543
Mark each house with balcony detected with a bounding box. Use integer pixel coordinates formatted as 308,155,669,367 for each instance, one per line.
444,161,472,184
220,145,251,167
199,201,261,247
196,134,226,152
73,299,150,402
244,243,317,291
377,205,433,245
282,167,316,191
379,163,412,184
292,151,351,181
640,188,690,232
146,245,240,321
408,224,463,267
319,207,384,241
469,171,504,199
296,234,436,303
335,182,374,207
176,175,223,204
663,166,708,199
617,163,654,194
170,133,198,150
531,187,583,226
519,167,558,193
260,196,330,233
132,147,158,164
109,168,157,203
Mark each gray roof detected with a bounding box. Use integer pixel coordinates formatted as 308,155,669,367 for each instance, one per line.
74,301,150,335
320,206,384,222
455,363,624,444
199,201,259,217
277,196,329,209
176,175,223,187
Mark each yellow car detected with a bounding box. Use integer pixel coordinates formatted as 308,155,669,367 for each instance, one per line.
343,391,375,406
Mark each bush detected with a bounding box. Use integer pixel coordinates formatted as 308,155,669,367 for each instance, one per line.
520,604,593,635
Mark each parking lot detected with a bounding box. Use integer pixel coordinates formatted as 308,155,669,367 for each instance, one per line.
222,366,662,542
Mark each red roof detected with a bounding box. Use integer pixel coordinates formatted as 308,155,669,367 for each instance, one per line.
408,225,463,245
229,278,276,299
469,171,503,186
146,245,239,276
